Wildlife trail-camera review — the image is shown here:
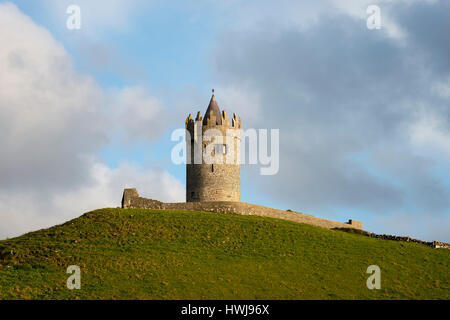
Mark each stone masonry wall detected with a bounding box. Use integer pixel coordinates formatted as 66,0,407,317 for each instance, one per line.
121,188,362,230
335,228,450,249
187,164,240,202
433,241,450,249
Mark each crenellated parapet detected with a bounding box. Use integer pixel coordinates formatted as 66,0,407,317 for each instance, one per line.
186,110,241,129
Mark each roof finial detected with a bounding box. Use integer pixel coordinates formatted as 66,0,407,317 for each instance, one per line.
212,88,215,95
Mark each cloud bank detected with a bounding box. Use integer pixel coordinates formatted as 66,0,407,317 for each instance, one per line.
212,0,450,241
0,3,183,239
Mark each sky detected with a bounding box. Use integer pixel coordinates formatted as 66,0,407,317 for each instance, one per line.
0,0,449,242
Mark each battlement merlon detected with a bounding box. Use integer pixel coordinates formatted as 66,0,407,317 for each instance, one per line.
185,114,194,130
232,112,241,128
206,110,217,126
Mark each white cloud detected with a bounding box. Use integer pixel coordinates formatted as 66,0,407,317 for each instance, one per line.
219,0,414,40
408,109,450,157
0,2,104,192
331,0,408,41
213,85,263,127
53,162,184,211
42,0,153,33
432,78,450,100
111,86,166,141
0,3,180,239
0,162,184,239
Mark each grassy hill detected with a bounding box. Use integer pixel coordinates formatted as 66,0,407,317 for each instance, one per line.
0,208,448,300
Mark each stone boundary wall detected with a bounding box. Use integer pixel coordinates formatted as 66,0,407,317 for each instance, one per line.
433,241,450,249
335,228,450,249
121,188,363,230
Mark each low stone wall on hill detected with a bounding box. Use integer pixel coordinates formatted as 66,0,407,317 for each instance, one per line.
121,188,363,230
334,228,450,249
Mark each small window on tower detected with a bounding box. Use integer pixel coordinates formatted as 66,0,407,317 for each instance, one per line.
215,144,227,155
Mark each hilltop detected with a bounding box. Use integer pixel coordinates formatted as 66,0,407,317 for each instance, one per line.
0,208,448,299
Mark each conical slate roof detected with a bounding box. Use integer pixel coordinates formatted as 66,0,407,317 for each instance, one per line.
203,94,222,125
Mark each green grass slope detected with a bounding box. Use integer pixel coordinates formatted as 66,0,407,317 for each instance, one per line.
0,209,448,300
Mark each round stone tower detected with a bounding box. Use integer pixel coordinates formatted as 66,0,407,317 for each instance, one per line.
185,91,241,202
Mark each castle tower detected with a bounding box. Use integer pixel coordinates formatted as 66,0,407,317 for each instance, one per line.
185,91,241,202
